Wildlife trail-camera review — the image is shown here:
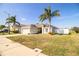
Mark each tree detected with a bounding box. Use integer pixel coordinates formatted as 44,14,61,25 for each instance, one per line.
39,6,60,32
0,25,5,30
71,27,79,33
6,16,20,34
10,16,20,32
0,25,6,34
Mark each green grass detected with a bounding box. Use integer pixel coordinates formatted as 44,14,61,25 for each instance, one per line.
7,34,79,56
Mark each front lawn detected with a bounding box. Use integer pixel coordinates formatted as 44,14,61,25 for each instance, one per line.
7,34,79,56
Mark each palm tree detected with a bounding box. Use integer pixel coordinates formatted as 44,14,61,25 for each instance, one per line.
5,18,11,34
6,16,20,34
10,16,20,32
39,6,60,32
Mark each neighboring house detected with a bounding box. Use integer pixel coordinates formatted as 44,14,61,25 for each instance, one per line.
21,24,38,35
55,28,70,34
9,24,13,31
0,28,8,32
10,24,21,32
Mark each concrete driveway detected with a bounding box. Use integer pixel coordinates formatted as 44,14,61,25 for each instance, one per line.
0,35,47,56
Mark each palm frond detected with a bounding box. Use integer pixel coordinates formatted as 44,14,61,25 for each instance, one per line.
51,10,60,17
44,8,48,13
5,21,9,24
15,21,20,26
39,6,60,24
44,7,51,18
39,14,47,22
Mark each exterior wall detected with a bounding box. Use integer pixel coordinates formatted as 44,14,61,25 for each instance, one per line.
10,27,19,31
55,28,69,34
30,27,38,34
42,26,52,34
21,26,38,35
10,24,20,32
21,28,31,35
63,29,69,34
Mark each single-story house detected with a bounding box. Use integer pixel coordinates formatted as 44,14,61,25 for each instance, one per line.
20,24,70,35
20,24,55,34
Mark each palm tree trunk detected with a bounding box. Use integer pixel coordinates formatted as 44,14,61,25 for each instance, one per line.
13,23,15,32
18,26,21,34
8,23,10,34
49,17,51,33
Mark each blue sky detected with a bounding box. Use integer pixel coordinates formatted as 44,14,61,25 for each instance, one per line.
0,3,79,28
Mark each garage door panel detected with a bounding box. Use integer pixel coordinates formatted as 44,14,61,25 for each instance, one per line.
22,29,30,34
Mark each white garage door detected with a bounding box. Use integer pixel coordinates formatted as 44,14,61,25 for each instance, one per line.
22,29,30,34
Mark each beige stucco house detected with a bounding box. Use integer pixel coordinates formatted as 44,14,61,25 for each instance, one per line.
20,24,53,35
20,24,69,35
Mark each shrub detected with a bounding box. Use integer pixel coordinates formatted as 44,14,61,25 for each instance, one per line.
69,30,76,35
13,30,19,33
71,27,79,33
48,32,55,35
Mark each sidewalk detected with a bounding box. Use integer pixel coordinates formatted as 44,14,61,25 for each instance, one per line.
0,37,47,56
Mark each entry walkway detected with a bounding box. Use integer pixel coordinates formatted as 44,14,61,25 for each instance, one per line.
0,37,47,56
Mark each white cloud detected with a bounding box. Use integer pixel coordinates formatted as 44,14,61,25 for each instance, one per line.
21,17,26,21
